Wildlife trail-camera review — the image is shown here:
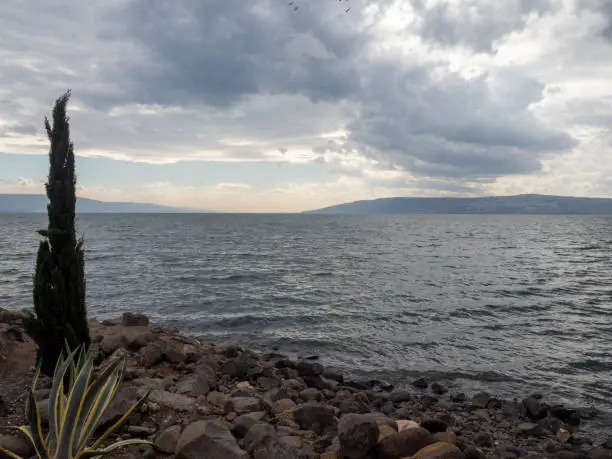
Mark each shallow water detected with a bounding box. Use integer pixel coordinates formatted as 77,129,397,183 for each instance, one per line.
1,213,611,431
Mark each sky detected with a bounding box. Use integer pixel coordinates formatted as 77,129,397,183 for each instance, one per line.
0,0,611,212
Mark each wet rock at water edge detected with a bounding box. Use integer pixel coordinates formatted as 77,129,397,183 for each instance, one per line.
338,414,380,459
413,377,429,389
431,382,448,395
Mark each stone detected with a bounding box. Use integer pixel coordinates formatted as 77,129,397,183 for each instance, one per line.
293,403,337,434
303,375,338,391
279,436,301,449
358,412,397,430
232,411,267,437
473,431,492,447
450,393,466,403
164,344,187,364
421,419,448,433
549,405,581,426
128,425,157,436
147,389,196,412
175,375,211,397
463,447,487,459
433,431,457,445
175,420,248,459
397,420,420,432
245,422,298,459
431,382,448,395
273,398,297,413
516,422,540,435
588,449,612,459
375,427,435,459
0,433,34,458
208,391,231,411
141,342,166,368
99,385,141,427
338,414,379,459
259,376,281,391
523,396,547,420
323,368,344,383
390,391,412,403
557,428,571,443
225,397,263,414
122,312,150,326
379,425,397,442
154,425,182,454
300,388,323,402
472,392,493,409
604,439,612,449
296,360,324,377
412,442,463,459
412,378,429,389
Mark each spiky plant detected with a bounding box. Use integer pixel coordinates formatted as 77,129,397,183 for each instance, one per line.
0,347,151,459
24,90,90,376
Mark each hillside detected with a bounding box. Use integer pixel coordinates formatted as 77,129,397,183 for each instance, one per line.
0,194,197,213
306,194,612,215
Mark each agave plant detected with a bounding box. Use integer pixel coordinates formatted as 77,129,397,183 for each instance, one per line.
0,346,151,458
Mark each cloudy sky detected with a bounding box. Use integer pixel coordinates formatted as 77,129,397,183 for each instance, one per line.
0,0,611,212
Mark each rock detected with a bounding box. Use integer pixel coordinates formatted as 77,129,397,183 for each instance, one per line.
516,422,540,436
463,447,487,459
588,449,612,459
557,428,571,443
279,436,301,449
141,342,166,368
433,431,457,445
208,391,231,411
245,422,298,459
303,375,338,391
337,395,370,415
604,439,612,449
397,420,420,432
147,389,196,412
421,419,448,433
128,425,157,437
450,393,466,403
431,382,448,395
523,396,547,420
154,425,182,454
412,378,429,389
175,375,211,397
293,403,337,434
164,344,187,364
175,420,248,459
232,411,267,437
473,431,492,447
296,360,324,377
379,425,398,442
99,385,141,427
552,452,585,459
390,391,412,403
412,442,463,459
122,312,150,326
225,397,263,414
320,453,339,459
259,377,281,391
472,392,493,409
375,427,435,459
0,433,34,458
323,368,344,383
300,388,323,402
358,412,397,431
549,405,581,426
273,399,297,414
338,414,379,459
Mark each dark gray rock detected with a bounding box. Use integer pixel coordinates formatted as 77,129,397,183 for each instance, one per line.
431,382,448,395
140,342,165,368
0,433,34,458
588,449,612,459
225,397,263,415
338,414,380,459
604,439,612,450
472,392,493,409
232,411,267,437
450,392,466,403
473,431,492,447
122,312,149,326
463,447,488,459
296,360,323,377
523,396,547,420
322,368,344,383
154,425,182,454
549,405,581,426
175,420,248,459
99,385,141,427
299,388,323,402
390,391,412,403
412,377,429,389
421,419,448,433
303,375,338,391
293,403,337,434
245,423,298,459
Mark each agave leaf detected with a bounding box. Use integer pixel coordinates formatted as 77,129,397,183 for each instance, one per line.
25,392,52,458
76,438,153,459
55,356,93,458
0,446,25,459
47,349,77,454
89,390,150,450
74,359,126,452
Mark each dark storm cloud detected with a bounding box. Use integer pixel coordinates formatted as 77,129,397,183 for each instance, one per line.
411,0,555,53
99,0,365,108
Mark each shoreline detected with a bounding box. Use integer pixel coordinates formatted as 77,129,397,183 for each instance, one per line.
0,308,609,459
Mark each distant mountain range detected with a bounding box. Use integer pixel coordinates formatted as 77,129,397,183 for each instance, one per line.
0,194,198,213
306,194,612,215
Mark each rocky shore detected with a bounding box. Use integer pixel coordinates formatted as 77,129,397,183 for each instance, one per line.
0,308,610,459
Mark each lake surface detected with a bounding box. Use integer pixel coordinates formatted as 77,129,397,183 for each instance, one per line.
1,214,611,431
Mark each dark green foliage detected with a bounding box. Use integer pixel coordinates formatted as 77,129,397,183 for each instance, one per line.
23,90,90,376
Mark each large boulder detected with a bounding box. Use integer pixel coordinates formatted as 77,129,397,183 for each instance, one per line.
98,385,141,427
293,403,337,434
175,420,248,459
245,423,298,459
338,414,380,459
141,342,165,368
232,411,267,437
375,427,435,459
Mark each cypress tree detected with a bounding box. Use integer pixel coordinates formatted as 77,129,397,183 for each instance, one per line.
24,90,90,375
